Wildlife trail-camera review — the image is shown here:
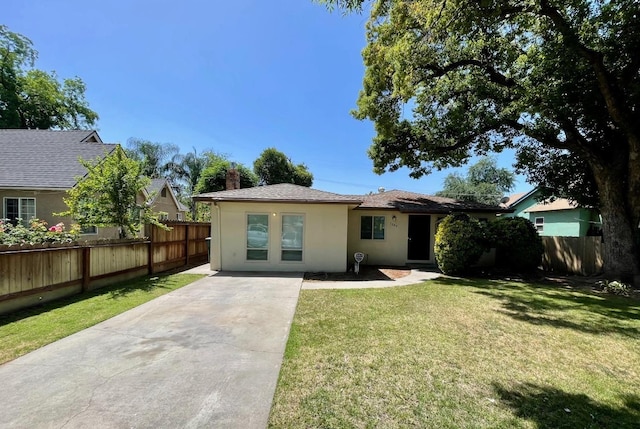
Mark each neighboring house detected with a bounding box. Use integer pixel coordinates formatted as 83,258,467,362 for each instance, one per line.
144,178,188,221
0,129,184,238
501,188,601,237
0,129,121,238
193,184,509,272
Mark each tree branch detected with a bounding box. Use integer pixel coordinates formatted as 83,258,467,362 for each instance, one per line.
538,0,639,149
425,59,518,88
503,118,573,152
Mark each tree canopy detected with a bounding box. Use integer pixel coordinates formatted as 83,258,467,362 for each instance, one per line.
437,157,515,205
57,146,166,238
319,0,640,281
195,157,258,194
124,138,180,179
0,25,98,129
253,148,314,186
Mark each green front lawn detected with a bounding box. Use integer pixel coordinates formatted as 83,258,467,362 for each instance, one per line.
0,272,204,364
269,278,640,428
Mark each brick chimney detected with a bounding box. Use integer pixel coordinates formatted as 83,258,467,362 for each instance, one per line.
226,162,240,190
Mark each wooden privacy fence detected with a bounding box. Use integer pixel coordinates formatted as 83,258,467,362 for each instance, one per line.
0,221,210,314
542,236,603,276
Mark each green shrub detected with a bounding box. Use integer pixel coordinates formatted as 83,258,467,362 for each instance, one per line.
0,218,80,246
488,217,543,272
434,214,487,275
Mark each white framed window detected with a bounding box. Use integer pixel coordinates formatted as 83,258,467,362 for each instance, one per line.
176,213,182,221
247,214,269,260
360,215,385,240
535,217,544,232
3,197,36,226
281,214,303,261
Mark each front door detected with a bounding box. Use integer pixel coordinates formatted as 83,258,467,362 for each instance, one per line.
407,215,431,260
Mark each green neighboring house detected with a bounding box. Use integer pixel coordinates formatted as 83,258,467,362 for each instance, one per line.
501,189,601,237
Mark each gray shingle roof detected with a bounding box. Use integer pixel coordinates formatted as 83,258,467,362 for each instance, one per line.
146,178,167,196
356,190,510,213
193,184,508,213
0,129,117,189
193,183,364,204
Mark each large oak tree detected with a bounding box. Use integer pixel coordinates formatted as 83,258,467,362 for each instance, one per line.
319,0,640,281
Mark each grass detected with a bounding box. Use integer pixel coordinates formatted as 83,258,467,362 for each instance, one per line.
269,277,640,428
0,272,204,364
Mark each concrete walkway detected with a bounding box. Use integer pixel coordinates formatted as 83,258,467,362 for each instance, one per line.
0,271,302,429
302,268,440,290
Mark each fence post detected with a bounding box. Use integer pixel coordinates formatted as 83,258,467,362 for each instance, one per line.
148,224,155,275
82,246,91,292
185,223,190,266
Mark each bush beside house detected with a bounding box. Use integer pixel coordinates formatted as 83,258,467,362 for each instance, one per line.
434,214,543,275
489,217,544,272
434,214,487,275
0,219,79,246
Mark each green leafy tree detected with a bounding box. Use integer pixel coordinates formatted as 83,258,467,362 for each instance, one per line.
57,146,167,238
319,0,640,282
253,147,314,186
437,157,514,205
195,158,258,194
0,25,98,129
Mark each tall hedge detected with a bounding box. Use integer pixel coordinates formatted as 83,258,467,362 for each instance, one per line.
434,214,487,275
488,217,544,272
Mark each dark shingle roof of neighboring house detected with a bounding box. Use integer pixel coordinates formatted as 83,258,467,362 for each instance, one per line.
146,178,168,196
355,190,511,213
0,129,118,189
193,183,364,204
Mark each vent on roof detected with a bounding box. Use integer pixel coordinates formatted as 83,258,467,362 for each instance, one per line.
378,187,385,193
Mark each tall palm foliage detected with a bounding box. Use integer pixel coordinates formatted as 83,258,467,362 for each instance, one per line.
167,148,212,218
124,138,180,179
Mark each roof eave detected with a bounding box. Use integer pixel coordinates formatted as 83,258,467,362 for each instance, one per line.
192,196,363,204
507,187,539,208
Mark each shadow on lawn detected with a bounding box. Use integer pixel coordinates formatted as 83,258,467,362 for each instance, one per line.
428,278,640,338
0,275,171,326
494,382,640,428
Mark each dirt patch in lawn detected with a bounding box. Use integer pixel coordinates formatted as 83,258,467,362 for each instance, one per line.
304,266,411,282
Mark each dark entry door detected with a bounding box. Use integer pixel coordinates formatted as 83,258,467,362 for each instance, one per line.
408,215,431,260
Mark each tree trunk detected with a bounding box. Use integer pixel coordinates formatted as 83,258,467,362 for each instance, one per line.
592,160,640,284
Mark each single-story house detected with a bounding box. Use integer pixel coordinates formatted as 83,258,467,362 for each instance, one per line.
0,129,186,238
193,183,510,272
501,188,601,237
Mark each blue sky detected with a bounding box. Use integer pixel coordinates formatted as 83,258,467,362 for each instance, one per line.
5,0,529,196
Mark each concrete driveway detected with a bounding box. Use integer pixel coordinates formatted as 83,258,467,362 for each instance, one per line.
0,271,302,429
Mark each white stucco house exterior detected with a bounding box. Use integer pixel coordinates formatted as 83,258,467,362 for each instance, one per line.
193,183,509,272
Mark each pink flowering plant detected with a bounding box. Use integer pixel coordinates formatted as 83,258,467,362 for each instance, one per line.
0,218,80,246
